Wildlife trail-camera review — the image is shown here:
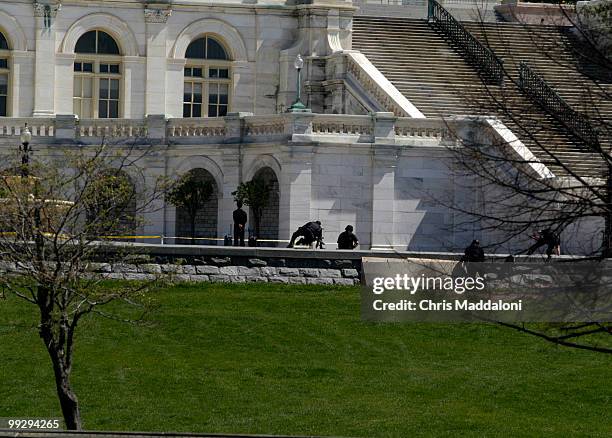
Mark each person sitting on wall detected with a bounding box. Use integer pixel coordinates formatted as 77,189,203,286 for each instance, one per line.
287,221,324,249
233,200,248,246
462,239,485,262
337,225,359,250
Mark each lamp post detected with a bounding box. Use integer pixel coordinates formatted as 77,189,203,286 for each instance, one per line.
19,124,42,246
288,54,310,113
20,124,32,177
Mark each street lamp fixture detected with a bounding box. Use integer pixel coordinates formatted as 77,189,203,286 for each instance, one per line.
20,124,32,176
288,54,310,113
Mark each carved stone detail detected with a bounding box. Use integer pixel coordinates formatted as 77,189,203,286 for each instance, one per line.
33,2,61,18
144,8,172,23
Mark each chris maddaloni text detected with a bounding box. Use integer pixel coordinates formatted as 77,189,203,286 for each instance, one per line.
372,299,523,311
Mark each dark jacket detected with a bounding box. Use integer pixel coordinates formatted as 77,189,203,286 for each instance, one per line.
337,231,358,249
302,222,322,239
464,244,485,262
233,208,247,225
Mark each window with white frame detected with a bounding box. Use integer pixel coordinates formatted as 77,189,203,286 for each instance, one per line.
73,30,121,119
183,36,231,118
0,31,10,117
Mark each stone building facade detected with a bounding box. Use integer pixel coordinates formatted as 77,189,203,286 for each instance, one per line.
0,0,597,253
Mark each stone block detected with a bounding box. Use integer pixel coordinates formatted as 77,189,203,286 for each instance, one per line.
334,278,356,286
140,264,162,274
161,264,183,274
246,276,269,283
182,265,197,275
0,261,17,272
173,274,193,283
189,275,210,282
319,269,341,278
196,265,220,275
210,257,232,266
306,278,334,285
278,267,299,277
87,262,111,273
209,275,230,283
258,267,277,276
288,277,307,284
237,266,258,276
248,258,267,267
269,276,289,284
220,266,239,276
229,276,247,283
342,269,359,278
113,263,138,273
299,268,320,277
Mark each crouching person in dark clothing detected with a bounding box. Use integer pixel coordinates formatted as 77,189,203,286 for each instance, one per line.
287,221,324,249
527,229,561,261
337,225,359,250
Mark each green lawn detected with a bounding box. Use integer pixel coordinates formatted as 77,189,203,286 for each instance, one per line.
1,283,610,437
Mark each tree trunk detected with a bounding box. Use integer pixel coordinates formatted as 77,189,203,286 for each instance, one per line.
55,373,82,430
37,286,82,430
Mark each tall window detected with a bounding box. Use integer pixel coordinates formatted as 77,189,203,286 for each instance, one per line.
184,36,231,118
0,31,10,117
73,30,121,119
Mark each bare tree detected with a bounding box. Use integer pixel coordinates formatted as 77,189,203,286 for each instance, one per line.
0,139,167,429
425,0,612,350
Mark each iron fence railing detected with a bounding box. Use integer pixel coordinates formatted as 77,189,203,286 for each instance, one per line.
518,61,599,148
427,0,504,85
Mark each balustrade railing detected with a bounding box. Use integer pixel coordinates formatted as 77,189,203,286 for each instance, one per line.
427,0,504,85
518,62,599,148
0,113,461,145
78,119,147,138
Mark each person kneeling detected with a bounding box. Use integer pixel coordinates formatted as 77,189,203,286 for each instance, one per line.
337,225,359,250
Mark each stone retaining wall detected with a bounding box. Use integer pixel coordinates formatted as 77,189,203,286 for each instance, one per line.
89,262,360,285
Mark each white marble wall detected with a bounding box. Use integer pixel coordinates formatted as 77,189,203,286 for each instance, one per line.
0,0,307,117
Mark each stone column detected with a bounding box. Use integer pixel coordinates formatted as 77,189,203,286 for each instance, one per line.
9,51,32,117
144,5,172,116
370,146,399,250
54,53,76,115
33,2,60,117
122,56,143,119
279,145,315,242
220,145,241,240
141,148,167,243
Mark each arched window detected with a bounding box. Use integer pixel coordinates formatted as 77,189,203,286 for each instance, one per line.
183,36,231,118
73,30,121,119
0,31,10,117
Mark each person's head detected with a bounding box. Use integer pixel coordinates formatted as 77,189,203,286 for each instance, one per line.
471,239,480,247
345,225,354,232
315,221,321,225
236,200,243,208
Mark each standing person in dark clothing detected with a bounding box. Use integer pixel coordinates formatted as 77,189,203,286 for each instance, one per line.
463,240,485,262
287,221,323,248
527,229,561,260
233,200,248,246
337,225,359,250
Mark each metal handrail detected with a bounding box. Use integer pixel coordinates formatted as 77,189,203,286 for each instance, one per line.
518,61,599,148
427,0,504,85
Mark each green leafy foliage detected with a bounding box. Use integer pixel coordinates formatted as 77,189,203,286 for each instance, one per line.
167,172,214,239
232,179,270,237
